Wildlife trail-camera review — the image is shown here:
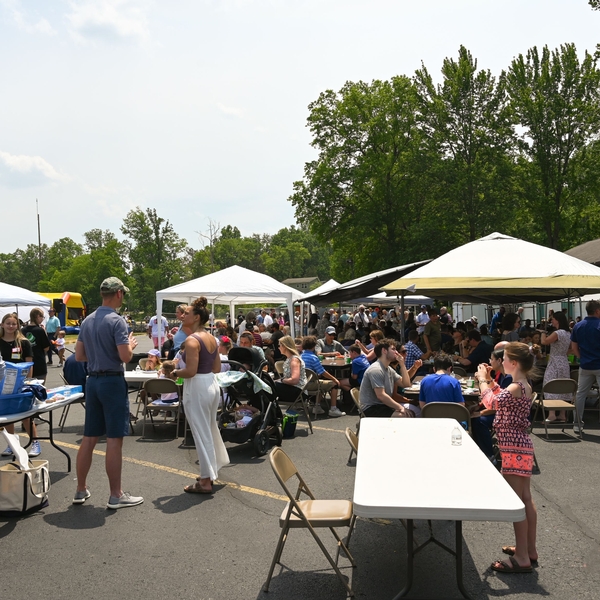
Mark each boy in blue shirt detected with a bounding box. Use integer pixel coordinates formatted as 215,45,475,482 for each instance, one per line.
339,345,370,392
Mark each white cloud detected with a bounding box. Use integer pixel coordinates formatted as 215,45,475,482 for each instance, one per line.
66,0,150,44
0,151,69,188
217,103,245,119
0,0,57,35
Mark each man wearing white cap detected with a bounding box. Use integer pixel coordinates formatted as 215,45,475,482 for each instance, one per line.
416,305,430,336
353,305,370,329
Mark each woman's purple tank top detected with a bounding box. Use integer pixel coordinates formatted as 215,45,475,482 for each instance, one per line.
182,333,218,374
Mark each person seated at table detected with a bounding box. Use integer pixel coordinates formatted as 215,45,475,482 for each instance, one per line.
356,330,384,363
273,335,307,404
340,320,357,344
397,346,423,381
456,330,492,373
145,349,162,371
339,344,370,392
238,331,266,362
418,355,464,410
359,339,412,418
479,324,494,347
300,336,345,417
423,309,442,354
63,352,88,394
316,326,347,357
404,330,431,369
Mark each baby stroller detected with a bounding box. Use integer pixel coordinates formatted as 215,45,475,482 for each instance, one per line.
217,346,282,455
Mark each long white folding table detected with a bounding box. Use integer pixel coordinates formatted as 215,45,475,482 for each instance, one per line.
0,393,84,472
353,418,526,599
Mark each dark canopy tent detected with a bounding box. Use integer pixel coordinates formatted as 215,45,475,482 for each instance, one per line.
300,260,431,306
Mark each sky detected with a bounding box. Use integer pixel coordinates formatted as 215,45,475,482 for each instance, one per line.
0,0,598,255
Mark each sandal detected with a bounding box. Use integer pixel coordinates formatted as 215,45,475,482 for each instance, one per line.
502,545,538,567
491,556,532,573
184,482,213,494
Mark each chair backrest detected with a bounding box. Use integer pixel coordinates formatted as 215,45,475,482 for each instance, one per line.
274,361,285,376
138,358,150,370
569,369,579,383
543,378,577,397
421,402,471,433
270,447,314,504
144,378,180,397
350,388,365,418
452,366,467,379
345,427,358,454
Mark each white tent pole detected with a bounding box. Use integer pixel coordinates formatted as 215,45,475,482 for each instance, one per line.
288,297,295,338
157,296,163,348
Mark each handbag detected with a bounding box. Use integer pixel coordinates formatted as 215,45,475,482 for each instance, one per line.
0,459,50,517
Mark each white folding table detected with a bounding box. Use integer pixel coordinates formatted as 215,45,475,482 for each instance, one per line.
353,418,525,599
0,393,84,472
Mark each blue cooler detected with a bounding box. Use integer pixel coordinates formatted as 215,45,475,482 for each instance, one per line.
0,392,35,416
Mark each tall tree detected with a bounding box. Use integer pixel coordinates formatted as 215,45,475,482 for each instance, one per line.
290,76,435,279
121,208,189,312
414,46,515,243
505,43,600,248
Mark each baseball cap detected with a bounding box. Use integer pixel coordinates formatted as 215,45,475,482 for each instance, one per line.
147,349,161,357
325,326,336,335
100,277,129,293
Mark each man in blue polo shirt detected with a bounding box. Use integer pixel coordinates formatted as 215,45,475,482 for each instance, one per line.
300,336,345,417
571,300,600,433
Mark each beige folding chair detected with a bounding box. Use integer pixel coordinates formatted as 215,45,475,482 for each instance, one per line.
421,402,472,436
263,447,356,596
286,373,315,434
349,387,366,420
57,373,86,432
274,361,284,378
345,426,359,465
533,378,582,439
141,378,182,439
304,368,331,417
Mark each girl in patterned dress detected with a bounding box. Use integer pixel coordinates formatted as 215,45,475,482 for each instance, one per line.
476,342,538,574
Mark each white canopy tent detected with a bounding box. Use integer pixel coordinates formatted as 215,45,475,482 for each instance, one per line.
155,265,304,338
0,282,52,325
382,233,600,303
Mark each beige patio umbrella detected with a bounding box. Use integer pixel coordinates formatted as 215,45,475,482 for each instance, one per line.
381,233,600,303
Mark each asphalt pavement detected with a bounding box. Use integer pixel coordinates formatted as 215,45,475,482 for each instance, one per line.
2,335,599,599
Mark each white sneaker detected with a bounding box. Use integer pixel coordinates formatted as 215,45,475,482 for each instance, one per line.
107,492,144,509
574,423,584,434
328,406,346,417
28,441,42,457
312,404,325,415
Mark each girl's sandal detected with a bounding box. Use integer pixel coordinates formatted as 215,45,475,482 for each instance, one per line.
184,482,213,494
502,545,538,567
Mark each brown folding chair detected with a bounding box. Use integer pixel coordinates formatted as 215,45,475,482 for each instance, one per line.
533,378,582,439
263,447,356,596
421,402,472,436
280,372,314,434
141,378,182,439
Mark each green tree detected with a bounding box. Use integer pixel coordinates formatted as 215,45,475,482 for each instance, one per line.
290,76,433,279
414,46,516,243
121,208,189,312
38,238,84,291
263,226,331,281
505,43,600,248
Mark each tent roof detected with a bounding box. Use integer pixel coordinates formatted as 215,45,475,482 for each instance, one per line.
299,279,340,301
565,238,600,267
382,233,600,303
300,260,431,306
156,265,304,305
0,282,51,308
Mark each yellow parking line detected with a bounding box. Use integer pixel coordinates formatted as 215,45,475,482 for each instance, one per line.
39,437,288,502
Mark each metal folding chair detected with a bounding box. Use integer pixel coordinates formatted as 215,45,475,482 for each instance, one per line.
263,447,356,596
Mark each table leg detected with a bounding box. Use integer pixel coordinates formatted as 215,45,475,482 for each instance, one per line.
30,411,72,472
392,518,414,599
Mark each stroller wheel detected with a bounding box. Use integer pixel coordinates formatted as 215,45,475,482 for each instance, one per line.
253,429,270,456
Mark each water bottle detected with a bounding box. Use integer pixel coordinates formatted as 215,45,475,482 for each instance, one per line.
451,425,462,446
135,364,141,372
